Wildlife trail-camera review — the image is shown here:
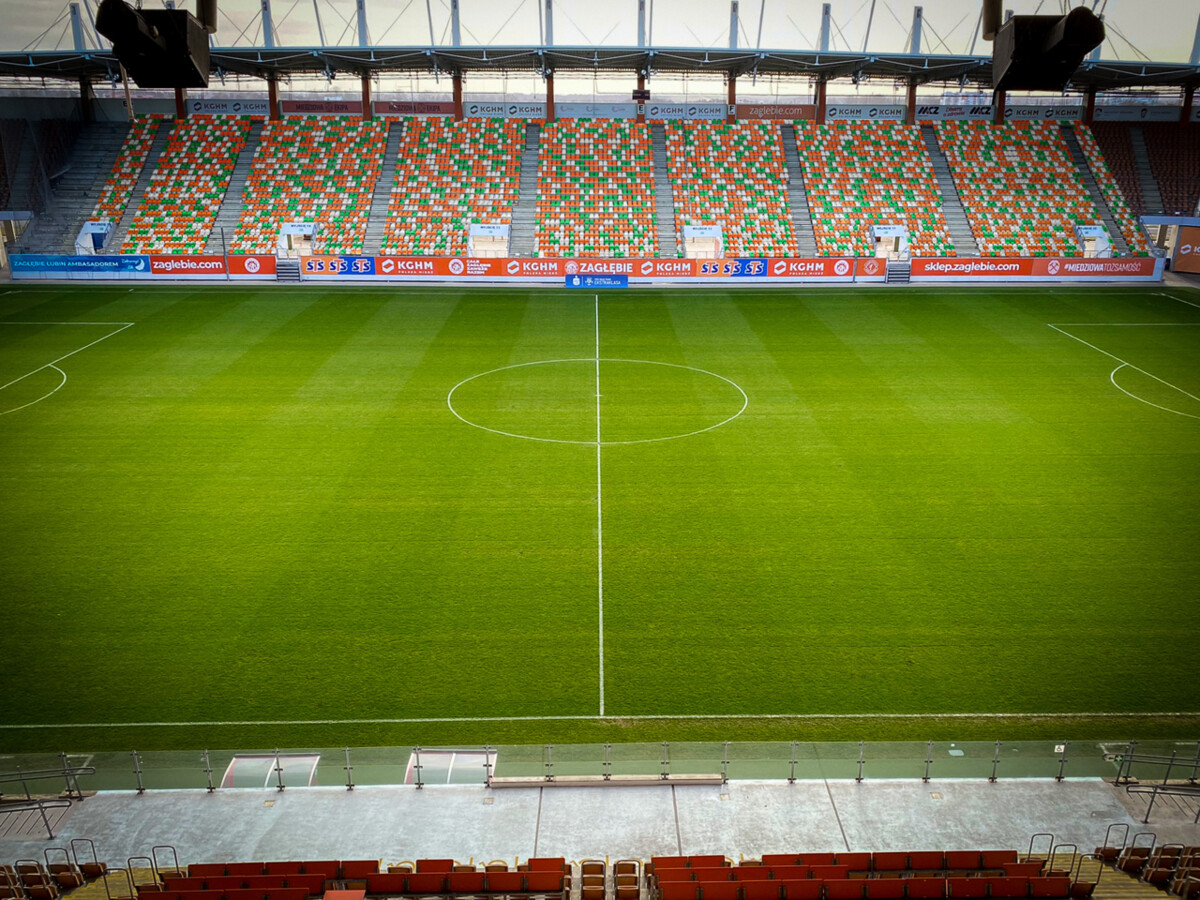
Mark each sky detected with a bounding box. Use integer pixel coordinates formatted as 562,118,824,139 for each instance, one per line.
5,0,1198,60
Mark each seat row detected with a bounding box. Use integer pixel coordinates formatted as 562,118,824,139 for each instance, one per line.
650,853,1025,874
657,879,1077,900
364,871,565,897
188,862,378,880
1095,845,1200,898
151,875,327,894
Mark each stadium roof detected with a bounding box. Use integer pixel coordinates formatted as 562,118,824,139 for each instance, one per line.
2,45,1198,91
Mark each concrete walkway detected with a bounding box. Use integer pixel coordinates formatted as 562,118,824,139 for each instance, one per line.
3,779,1197,866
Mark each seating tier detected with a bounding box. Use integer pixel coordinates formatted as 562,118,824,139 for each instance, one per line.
121,116,253,255
1142,122,1200,216
664,120,796,258
91,116,164,224
382,117,522,256
534,119,658,258
794,120,955,258
934,120,1102,257
1070,123,1152,256
231,116,387,255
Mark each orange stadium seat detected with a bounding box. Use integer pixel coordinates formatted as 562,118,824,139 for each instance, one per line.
534,119,658,258
663,120,797,257
794,119,955,258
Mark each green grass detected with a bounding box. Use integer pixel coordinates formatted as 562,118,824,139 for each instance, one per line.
1,283,1198,754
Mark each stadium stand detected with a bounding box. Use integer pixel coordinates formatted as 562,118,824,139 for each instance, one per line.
1087,124,1144,215
793,120,956,258
0,119,28,210
120,116,253,255
229,116,387,255
1069,124,1152,256
534,119,658,258
933,120,1104,257
380,117,522,256
90,116,164,225
1141,123,1200,216
663,120,797,258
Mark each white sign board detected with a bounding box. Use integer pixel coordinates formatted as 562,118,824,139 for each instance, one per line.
469,223,511,237
645,103,726,120
557,103,637,118
463,101,547,118
916,104,994,120
825,105,906,121
683,225,724,238
188,98,272,115
1094,105,1182,122
1003,105,1081,121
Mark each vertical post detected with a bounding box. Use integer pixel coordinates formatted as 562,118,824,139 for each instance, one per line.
450,0,461,45
722,742,731,784
544,0,553,45
355,0,369,46
261,0,276,48
1188,740,1199,785
79,78,95,122
267,76,280,120
993,88,1007,125
544,745,554,783
59,753,77,799
545,73,556,122
203,750,215,793
856,741,865,783
1055,742,1068,783
1143,786,1157,824
815,80,827,124
637,74,646,124
906,80,917,125
312,0,328,45
273,749,286,791
174,88,188,120
1084,88,1096,125
660,742,670,781
18,765,31,801
1191,12,1200,65
819,3,830,51
1182,87,1195,126
37,801,56,840
989,740,1001,783
120,63,134,122
862,0,877,51
910,6,923,54
413,747,424,789
1162,751,1176,786
729,0,738,48
361,75,372,118
131,751,145,795
70,1,93,123
637,0,646,47
483,746,494,788
923,741,933,783
788,742,798,785
727,76,737,123
1118,740,1137,784
343,747,354,791
70,3,87,48
452,74,464,121
603,743,612,781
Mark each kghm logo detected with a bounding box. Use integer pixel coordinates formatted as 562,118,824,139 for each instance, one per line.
508,105,518,116
506,260,521,274
868,108,879,117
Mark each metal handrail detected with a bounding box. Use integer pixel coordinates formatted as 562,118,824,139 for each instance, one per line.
0,799,74,839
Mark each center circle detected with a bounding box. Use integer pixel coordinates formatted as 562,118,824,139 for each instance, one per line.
447,359,748,445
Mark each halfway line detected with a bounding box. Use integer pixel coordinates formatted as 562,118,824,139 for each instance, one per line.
595,293,605,717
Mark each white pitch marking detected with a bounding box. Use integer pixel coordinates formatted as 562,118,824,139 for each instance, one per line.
1157,291,1200,311
1109,364,1200,420
1049,323,1200,326
0,364,67,416
0,321,134,396
1048,323,1200,416
446,358,748,446
595,294,605,717
1,711,1197,729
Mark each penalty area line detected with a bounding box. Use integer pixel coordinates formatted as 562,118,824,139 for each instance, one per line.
0,322,134,394
2,712,1199,730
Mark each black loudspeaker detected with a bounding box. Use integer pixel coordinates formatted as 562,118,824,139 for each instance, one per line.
96,0,210,88
981,0,1002,41
195,0,218,35
992,7,1104,92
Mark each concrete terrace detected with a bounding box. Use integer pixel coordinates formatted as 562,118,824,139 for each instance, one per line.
3,779,1198,866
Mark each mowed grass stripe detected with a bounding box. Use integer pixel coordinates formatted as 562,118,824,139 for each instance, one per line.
1,285,1198,752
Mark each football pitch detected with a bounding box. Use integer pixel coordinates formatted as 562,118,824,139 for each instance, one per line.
1,282,1198,754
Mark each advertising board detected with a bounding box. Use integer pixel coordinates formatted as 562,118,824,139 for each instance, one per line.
1173,227,1200,275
